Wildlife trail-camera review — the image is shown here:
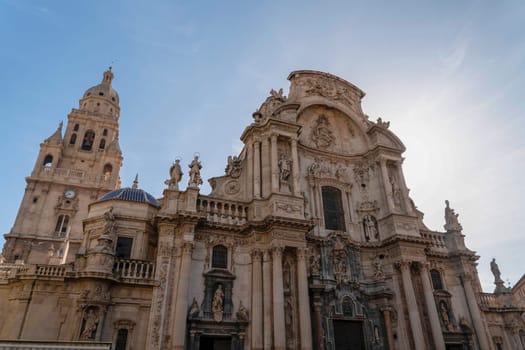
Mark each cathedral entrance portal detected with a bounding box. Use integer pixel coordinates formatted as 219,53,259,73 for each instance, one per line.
199,335,232,350
333,320,365,349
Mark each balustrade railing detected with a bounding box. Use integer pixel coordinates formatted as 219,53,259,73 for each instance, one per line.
35,264,67,277
479,293,499,309
197,197,248,226
0,264,28,279
113,259,155,280
421,231,446,249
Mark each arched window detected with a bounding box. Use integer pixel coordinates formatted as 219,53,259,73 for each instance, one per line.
342,296,353,316
73,124,79,131
55,215,69,235
115,329,128,350
69,133,77,145
43,154,53,167
103,129,108,136
81,130,95,151
430,269,444,290
321,186,345,231
211,245,228,269
99,139,106,150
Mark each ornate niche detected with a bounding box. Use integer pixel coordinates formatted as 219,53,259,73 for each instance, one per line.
362,214,379,242
77,283,111,341
386,161,403,211
187,268,248,350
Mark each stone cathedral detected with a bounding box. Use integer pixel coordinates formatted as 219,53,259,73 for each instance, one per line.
0,69,524,350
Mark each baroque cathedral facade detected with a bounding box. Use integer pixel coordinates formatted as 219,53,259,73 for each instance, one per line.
0,69,524,350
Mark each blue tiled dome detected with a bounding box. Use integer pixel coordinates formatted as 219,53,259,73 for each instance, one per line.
98,187,160,207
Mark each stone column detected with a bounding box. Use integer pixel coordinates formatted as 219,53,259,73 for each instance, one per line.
172,242,193,350
272,246,286,350
251,250,264,350
398,261,426,350
296,248,313,350
263,250,273,350
271,134,279,193
313,302,324,350
381,306,395,350
261,137,271,197
461,274,492,350
254,141,261,199
146,231,175,350
291,139,301,196
246,143,253,198
396,162,414,214
379,158,395,211
420,264,446,350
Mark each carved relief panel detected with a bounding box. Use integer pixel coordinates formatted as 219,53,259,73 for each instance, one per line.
297,106,367,155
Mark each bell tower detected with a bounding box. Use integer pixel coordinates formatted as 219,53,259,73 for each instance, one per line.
2,68,123,264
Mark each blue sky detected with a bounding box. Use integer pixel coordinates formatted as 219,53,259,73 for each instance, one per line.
1,0,524,291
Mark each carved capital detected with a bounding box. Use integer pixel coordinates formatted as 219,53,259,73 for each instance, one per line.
181,242,193,255
263,249,272,262
394,260,411,271
272,245,284,258
251,249,262,261
296,247,309,261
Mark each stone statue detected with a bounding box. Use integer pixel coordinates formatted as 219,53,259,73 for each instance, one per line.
444,200,462,231
165,159,183,190
188,155,203,188
212,284,224,322
491,258,503,283
373,260,384,279
80,308,99,340
389,175,402,206
278,154,291,182
311,115,334,148
309,254,320,276
363,214,378,241
236,301,249,321
188,297,200,318
439,301,454,331
103,207,115,234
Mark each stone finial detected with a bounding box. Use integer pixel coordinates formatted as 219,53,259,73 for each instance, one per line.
132,174,139,189
376,117,390,129
44,121,63,144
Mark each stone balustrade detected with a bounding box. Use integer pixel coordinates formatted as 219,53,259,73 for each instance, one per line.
197,197,248,226
421,231,446,250
0,340,111,350
71,108,118,121
479,293,499,309
35,264,68,278
113,258,155,280
38,166,111,185
0,264,29,280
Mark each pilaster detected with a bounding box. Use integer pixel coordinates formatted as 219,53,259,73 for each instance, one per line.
272,246,286,350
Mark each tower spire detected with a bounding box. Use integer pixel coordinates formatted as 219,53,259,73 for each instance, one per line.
132,174,139,189
102,67,114,85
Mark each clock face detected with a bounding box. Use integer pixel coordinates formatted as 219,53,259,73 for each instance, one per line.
64,190,76,199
